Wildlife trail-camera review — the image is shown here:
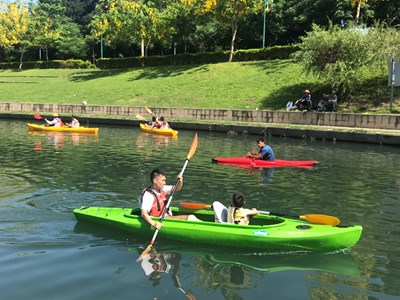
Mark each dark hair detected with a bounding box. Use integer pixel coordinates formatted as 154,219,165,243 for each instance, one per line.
152,116,157,121
71,115,76,118
160,116,165,121
150,169,165,181
232,192,245,208
256,138,265,144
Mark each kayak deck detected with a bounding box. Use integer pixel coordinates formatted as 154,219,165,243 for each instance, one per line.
139,123,178,136
73,206,362,252
27,123,99,134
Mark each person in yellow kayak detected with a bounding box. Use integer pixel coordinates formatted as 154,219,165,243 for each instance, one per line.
149,116,161,129
66,115,80,128
159,116,170,129
140,169,201,230
45,113,63,127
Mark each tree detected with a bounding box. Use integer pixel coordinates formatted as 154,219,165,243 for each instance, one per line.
200,0,259,62
0,0,31,67
30,1,65,60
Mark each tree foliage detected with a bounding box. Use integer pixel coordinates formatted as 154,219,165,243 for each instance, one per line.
295,22,400,96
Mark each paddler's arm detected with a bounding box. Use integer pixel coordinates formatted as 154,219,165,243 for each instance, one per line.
141,209,162,230
174,174,183,192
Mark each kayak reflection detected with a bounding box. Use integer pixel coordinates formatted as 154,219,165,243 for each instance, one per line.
74,223,360,299
139,252,196,299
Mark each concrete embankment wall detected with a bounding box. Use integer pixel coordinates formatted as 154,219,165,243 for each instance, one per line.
0,102,399,130
1,102,399,145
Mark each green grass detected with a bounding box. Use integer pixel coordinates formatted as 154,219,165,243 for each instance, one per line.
0,60,398,113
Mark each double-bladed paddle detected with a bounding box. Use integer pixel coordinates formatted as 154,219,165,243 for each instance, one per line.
179,201,340,226
137,133,199,261
34,114,43,120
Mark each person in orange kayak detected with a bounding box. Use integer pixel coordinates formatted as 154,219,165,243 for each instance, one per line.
246,138,275,161
66,115,80,128
140,169,201,230
45,113,63,127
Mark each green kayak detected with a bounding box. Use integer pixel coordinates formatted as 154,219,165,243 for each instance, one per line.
73,206,362,252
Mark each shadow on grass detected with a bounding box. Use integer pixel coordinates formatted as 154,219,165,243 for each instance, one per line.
128,64,210,81
67,69,132,82
67,64,210,82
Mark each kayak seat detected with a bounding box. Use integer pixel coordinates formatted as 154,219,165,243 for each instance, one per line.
213,201,228,223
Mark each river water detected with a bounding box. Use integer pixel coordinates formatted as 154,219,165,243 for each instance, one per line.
0,119,399,300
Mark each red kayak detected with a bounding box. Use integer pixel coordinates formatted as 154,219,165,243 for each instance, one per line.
212,157,318,168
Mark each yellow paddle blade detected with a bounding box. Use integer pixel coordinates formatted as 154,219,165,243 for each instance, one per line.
180,201,211,210
135,114,146,121
136,244,153,262
145,106,154,115
187,133,198,160
300,214,340,226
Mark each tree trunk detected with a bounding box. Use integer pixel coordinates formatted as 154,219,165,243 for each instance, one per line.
46,45,49,61
229,19,238,62
19,48,24,69
39,48,42,61
141,39,145,57
355,1,361,25
145,38,151,57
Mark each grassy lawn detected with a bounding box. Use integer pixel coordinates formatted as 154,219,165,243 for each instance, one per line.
0,60,398,113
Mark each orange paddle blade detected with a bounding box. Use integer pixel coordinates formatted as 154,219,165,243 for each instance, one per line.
180,201,211,210
187,133,198,160
136,244,153,262
300,214,340,226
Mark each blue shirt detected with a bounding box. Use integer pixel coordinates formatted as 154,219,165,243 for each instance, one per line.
259,145,275,161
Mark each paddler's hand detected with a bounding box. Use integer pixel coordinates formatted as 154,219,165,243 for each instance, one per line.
176,173,183,182
152,221,162,230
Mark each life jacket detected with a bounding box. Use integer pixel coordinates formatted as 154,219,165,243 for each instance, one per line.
227,206,250,225
151,121,161,128
54,118,64,127
141,187,168,217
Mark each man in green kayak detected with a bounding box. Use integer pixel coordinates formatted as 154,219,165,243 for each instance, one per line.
140,169,201,230
246,138,275,161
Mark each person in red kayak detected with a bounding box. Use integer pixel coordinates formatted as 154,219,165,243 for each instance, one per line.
140,169,201,230
246,138,275,161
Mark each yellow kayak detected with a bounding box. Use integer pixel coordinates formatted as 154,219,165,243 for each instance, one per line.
139,123,178,136
27,123,99,134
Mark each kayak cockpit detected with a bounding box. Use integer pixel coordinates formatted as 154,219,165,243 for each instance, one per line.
128,206,286,226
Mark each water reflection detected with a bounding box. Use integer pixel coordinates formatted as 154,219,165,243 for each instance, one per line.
28,131,98,151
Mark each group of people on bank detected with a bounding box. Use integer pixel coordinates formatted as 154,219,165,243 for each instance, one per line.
286,89,338,112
